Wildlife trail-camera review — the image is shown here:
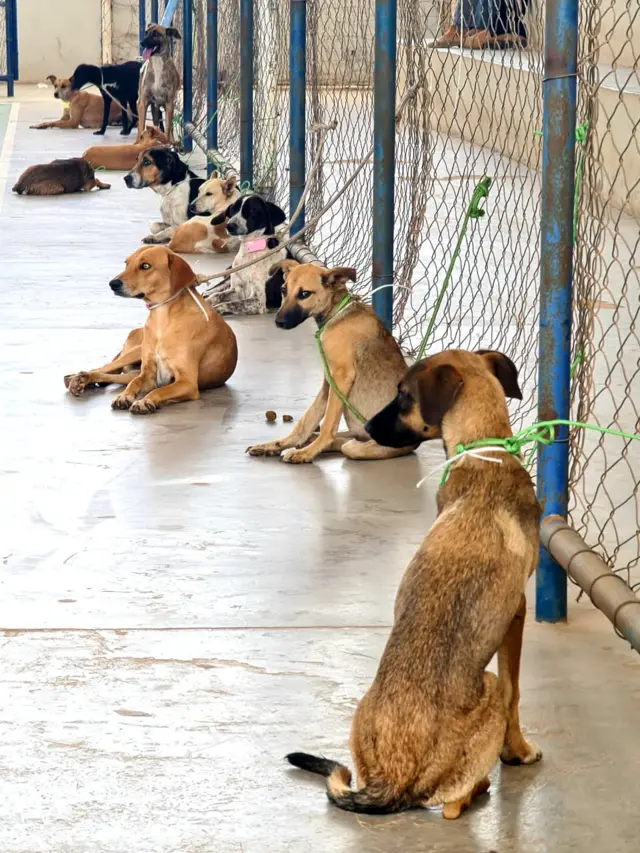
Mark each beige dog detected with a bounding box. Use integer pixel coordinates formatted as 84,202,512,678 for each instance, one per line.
30,76,121,129
288,349,542,817
168,173,240,254
64,247,237,414
247,260,415,463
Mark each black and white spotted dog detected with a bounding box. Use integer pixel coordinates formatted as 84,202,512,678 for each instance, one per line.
206,194,288,315
124,146,204,244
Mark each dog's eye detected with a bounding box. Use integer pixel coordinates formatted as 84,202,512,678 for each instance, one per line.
280,286,287,295
140,262,151,270
206,192,212,197
297,290,312,300
142,159,151,166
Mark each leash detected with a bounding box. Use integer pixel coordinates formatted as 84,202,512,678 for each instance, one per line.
314,294,368,424
146,285,209,321
431,418,640,488
416,176,492,361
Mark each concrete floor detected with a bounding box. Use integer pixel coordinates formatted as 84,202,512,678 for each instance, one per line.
2,87,640,853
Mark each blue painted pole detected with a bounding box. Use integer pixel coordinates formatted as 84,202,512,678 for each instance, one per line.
371,0,397,330
240,0,254,187
182,0,193,153
161,0,178,26
536,0,578,623
207,0,218,177
151,0,159,23
289,0,306,234
5,0,18,95
139,0,146,51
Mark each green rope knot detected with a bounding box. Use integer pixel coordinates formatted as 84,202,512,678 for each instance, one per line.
468,176,492,219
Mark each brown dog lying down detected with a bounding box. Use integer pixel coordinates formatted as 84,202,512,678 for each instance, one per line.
12,158,110,195
288,349,542,817
168,173,240,254
82,126,169,171
30,75,121,129
64,247,237,414
247,261,415,463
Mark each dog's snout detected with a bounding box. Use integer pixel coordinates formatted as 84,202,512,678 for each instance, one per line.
123,173,134,188
226,221,238,235
109,278,125,295
54,92,60,99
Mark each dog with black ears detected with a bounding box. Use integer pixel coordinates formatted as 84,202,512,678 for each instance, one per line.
206,194,288,315
69,61,142,136
124,146,205,244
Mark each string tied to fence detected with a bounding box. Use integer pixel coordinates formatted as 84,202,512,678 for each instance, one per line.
416,175,492,362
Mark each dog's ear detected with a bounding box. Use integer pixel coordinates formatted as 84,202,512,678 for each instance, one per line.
268,259,298,277
46,74,57,85
222,174,237,196
167,250,195,291
414,363,464,427
210,205,231,226
321,267,357,289
476,350,523,400
166,27,181,39
267,201,286,227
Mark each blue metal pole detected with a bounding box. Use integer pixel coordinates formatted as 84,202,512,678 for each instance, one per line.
161,0,178,26
536,0,578,623
240,0,254,187
139,0,146,51
151,0,159,23
371,0,396,330
207,0,218,177
289,0,306,234
182,0,193,153
9,0,18,84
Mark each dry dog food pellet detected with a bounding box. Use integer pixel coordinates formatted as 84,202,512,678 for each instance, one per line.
282,414,293,422
265,410,277,422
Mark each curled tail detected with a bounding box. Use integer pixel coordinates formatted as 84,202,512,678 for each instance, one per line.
286,752,407,815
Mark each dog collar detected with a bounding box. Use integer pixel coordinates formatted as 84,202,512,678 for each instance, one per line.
316,293,352,331
244,237,268,253
146,285,209,321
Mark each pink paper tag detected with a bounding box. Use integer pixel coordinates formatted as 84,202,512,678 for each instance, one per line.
244,238,267,253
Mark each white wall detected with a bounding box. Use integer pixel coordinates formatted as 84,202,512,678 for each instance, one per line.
17,0,102,83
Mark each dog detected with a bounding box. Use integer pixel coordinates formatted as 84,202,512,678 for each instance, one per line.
82,126,169,171
206,194,287,315
287,349,542,817
69,60,141,136
124,147,205,244
12,157,110,195
64,247,237,414
137,25,181,142
168,173,241,254
30,75,121,129
247,260,416,463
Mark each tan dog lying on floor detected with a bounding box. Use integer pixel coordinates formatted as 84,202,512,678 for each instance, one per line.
247,260,416,463
64,247,237,414
30,75,121,129
168,173,240,254
82,126,169,171
288,349,542,817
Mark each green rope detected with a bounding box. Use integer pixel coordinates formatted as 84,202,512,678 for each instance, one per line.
314,294,368,424
439,418,640,486
416,176,492,361
569,350,583,378
534,122,589,243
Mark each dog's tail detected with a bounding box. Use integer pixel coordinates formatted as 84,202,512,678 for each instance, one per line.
286,752,407,815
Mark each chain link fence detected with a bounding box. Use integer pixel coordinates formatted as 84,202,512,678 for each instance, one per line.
106,1,639,593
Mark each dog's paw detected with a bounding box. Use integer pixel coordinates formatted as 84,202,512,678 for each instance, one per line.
281,447,315,465
501,738,543,766
141,235,158,244
65,372,90,396
130,398,157,415
93,129,106,136
246,442,283,457
112,394,135,411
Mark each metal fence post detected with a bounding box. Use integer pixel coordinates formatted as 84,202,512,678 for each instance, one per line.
371,0,397,330
4,0,18,96
536,0,578,622
240,0,254,187
207,0,218,176
151,0,159,22
139,0,146,50
182,0,193,153
290,0,306,234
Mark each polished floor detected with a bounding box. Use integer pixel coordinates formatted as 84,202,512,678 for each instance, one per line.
1,87,640,853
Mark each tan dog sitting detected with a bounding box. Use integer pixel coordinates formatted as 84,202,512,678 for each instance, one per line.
247,260,416,463
287,350,542,817
30,76,121,129
168,173,240,254
64,247,237,414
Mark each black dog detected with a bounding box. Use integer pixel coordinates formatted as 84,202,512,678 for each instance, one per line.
124,146,205,244
70,61,141,136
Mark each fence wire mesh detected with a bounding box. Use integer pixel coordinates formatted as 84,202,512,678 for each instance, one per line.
110,2,640,594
